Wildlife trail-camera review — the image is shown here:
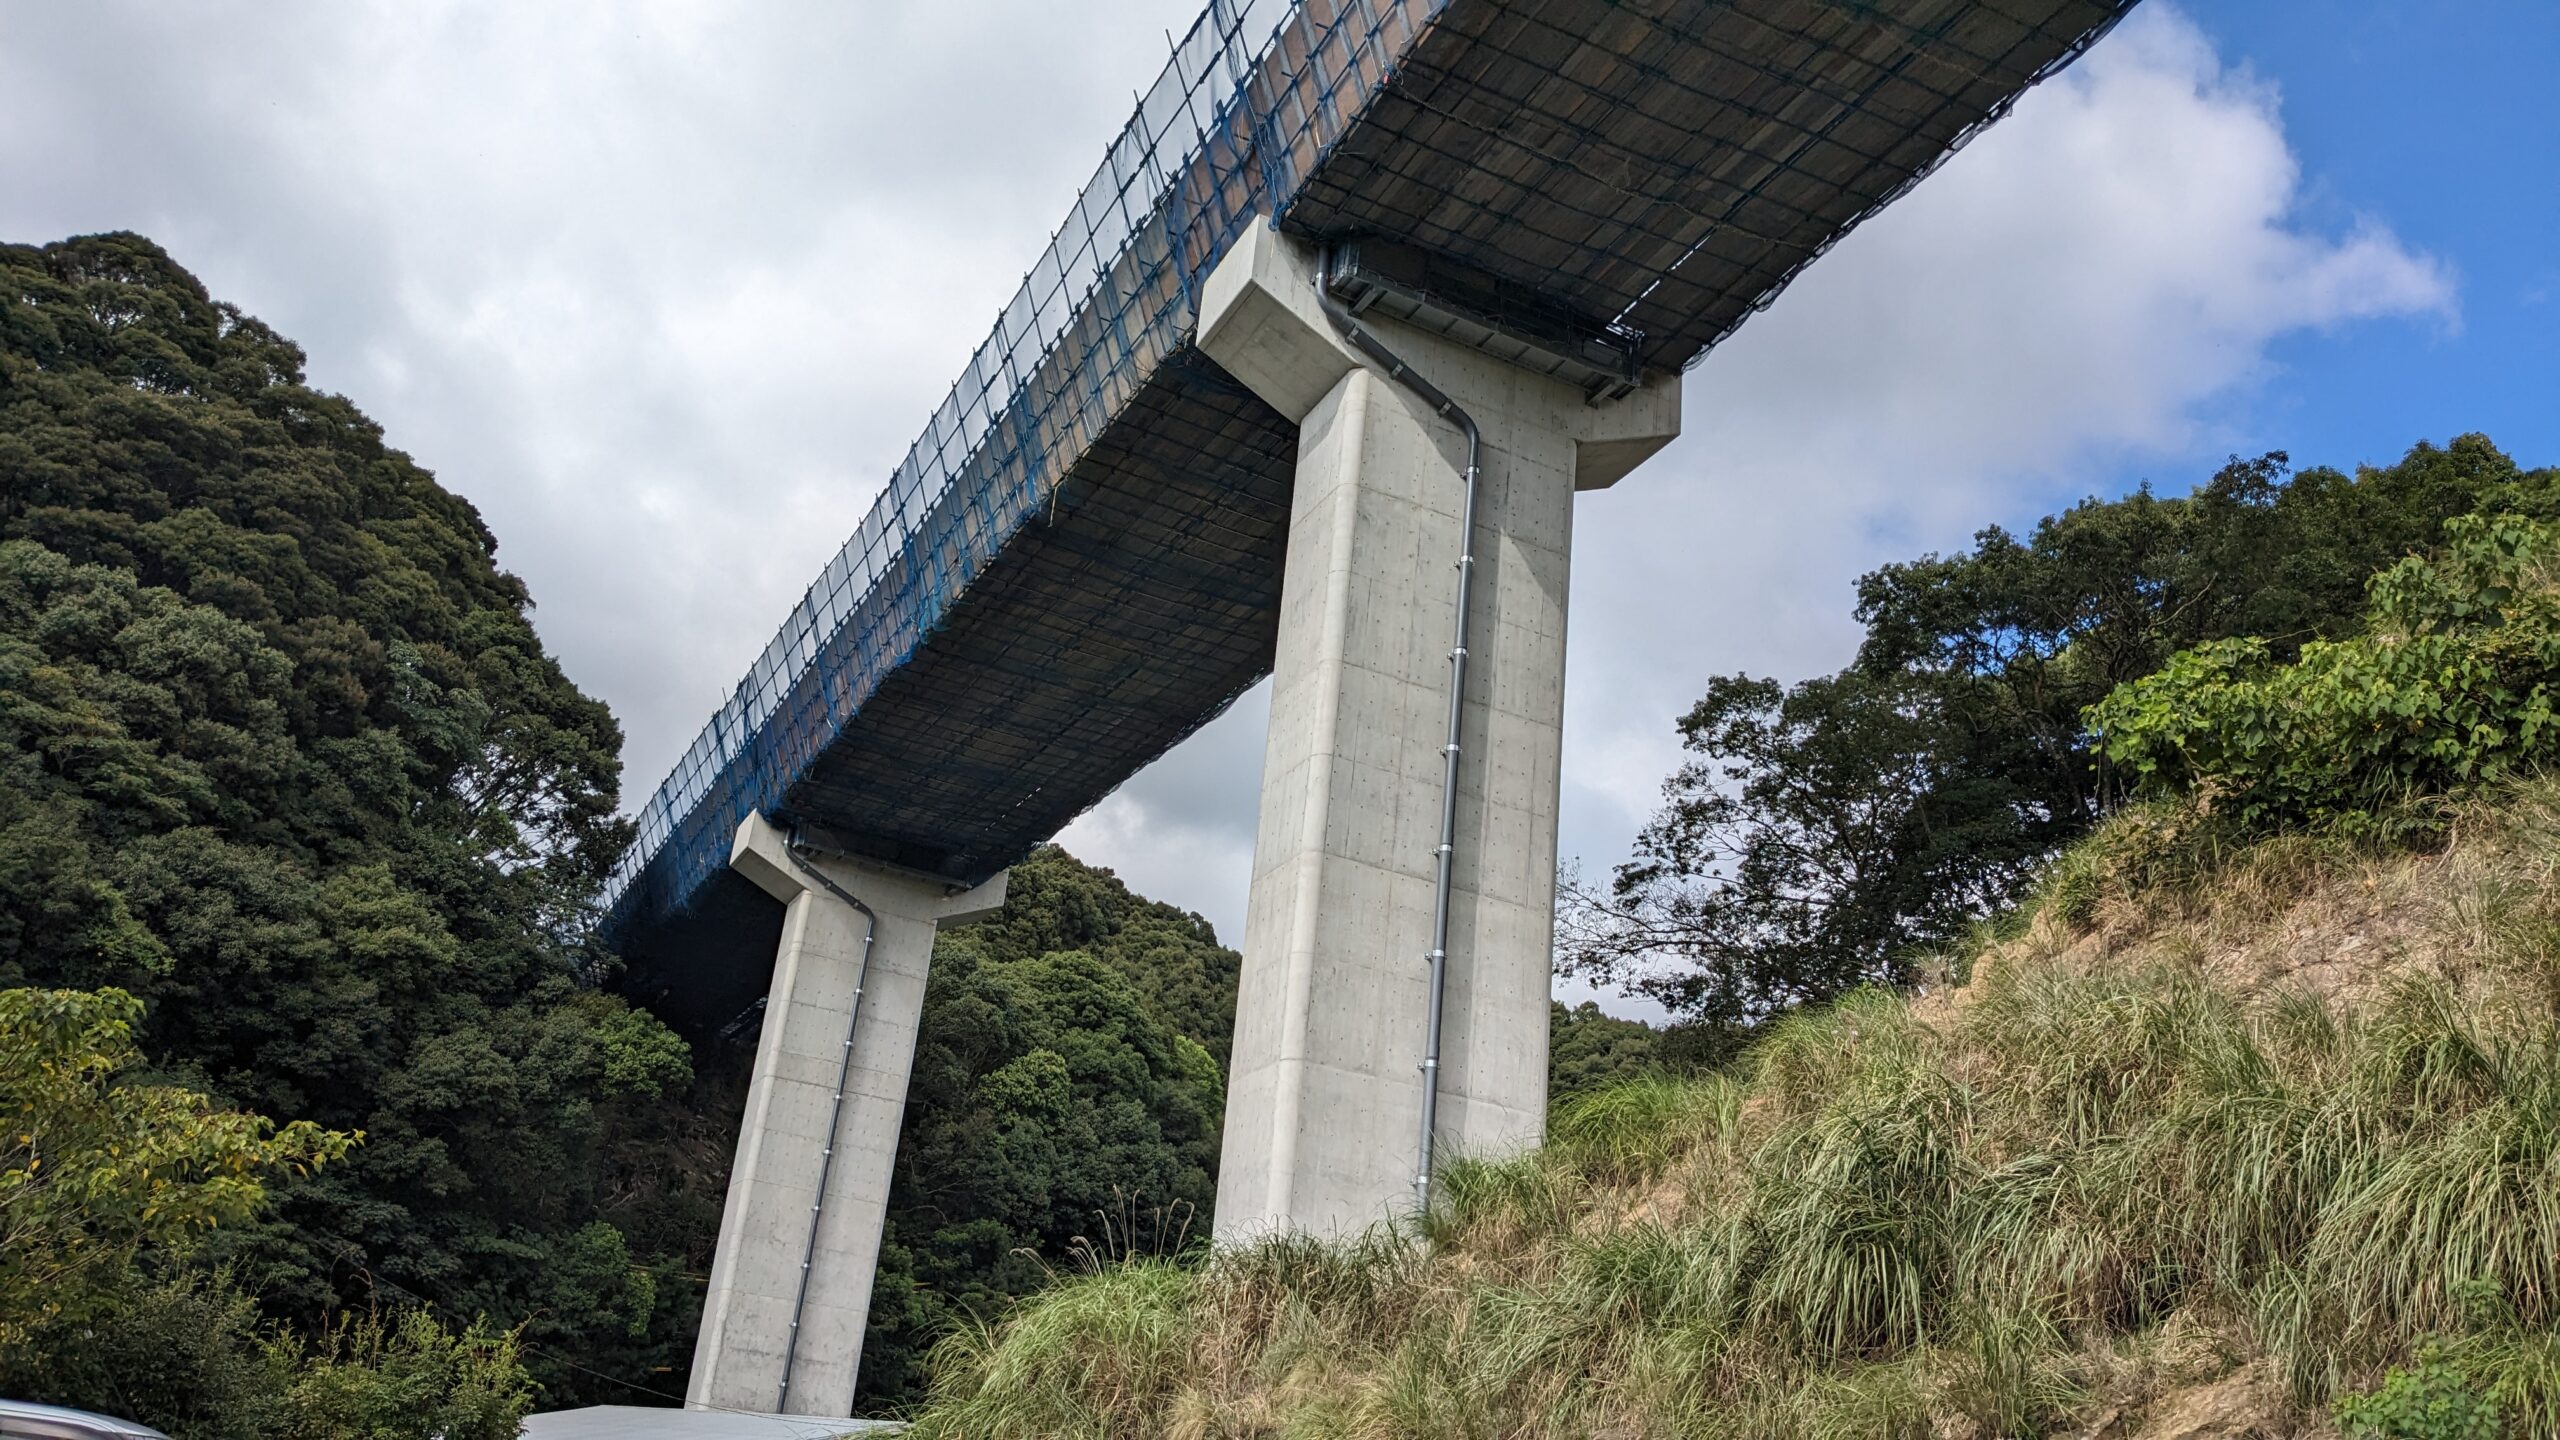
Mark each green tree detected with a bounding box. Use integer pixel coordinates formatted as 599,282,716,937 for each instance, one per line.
960,845,1242,1064
2093,513,2560,830
1548,1001,1660,1100
1561,667,2065,1023
846,846,1234,1409
0,232,693,1403
0,985,537,1438
0,986,353,1349
1567,438,2557,1023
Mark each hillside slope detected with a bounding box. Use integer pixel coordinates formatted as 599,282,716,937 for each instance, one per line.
0,232,703,1406
908,786,2560,1438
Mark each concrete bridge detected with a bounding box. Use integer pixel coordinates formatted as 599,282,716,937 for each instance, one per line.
598,0,2134,1416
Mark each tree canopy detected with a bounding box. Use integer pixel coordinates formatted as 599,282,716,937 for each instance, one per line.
1565,436,2559,1025
2094,512,2560,831
0,232,692,1403
0,986,352,1351
1548,1000,1669,1098
853,844,1238,1407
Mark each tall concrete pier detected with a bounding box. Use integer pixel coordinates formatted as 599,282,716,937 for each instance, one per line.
1197,225,1679,1240
687,815,1004,1416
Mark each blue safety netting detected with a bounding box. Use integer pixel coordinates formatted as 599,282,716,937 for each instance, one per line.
601,0,1445,936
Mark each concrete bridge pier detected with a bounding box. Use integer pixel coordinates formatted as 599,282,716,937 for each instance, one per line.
1196,223,1680,1241
687,813,1006,1417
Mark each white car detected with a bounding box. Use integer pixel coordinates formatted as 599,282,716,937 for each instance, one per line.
0,1400,172,1440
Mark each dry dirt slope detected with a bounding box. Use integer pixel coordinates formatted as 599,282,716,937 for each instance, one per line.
906,786,2560,1439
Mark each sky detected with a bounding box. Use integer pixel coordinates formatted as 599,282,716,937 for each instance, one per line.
4,0,2550,1018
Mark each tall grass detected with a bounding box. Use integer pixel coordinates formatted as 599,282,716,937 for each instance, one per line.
910,1260,1199,1438
909,781,2560,1438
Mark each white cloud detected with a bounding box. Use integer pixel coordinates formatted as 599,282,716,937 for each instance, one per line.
1076,6,2452,1007
0,0,1203,786
1550,4,2451,906
0,3,2452,1017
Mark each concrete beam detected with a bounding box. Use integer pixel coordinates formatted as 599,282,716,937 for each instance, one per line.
689,813,1004,1417
1198,223,1681,487
1197,223,1679,1241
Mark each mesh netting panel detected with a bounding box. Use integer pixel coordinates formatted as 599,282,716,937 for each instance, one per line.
602,0,2134,946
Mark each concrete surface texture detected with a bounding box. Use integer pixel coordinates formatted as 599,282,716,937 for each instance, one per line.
1197,223,1681,1240
687,814,1006,1416
522,1405,902,1438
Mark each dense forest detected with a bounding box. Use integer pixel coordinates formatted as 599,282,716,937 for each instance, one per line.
0,232,686,1427
0,231,1610,1425
0,234,1253,1426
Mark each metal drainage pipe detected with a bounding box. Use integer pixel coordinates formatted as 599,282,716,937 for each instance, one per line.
774,834,879,1412
1313,245,1482,1214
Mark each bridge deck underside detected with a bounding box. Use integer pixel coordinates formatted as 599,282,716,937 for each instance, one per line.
605,0,2137,999
618,350,1295,1025
1276,0,2131,371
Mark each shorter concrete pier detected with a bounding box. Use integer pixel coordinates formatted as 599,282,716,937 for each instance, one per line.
687,813,1005,1417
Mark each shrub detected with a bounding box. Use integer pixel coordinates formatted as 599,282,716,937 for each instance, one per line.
2092,514,2560,831
2336,1347,2504,1440
263,1309,534,1440
2,1270,280,1440
3,1271,535,1440
0,986,353,1347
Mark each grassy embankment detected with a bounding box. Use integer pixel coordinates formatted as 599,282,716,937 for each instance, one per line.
909,785,2560,1438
